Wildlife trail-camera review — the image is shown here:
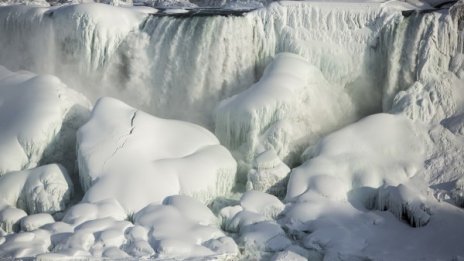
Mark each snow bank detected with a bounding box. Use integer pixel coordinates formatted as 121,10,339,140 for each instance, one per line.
0,66,91,175
77,97,237,213
0,164,73,215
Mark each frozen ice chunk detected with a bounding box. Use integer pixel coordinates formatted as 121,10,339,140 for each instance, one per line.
216,53,357,175
370,184,431,227
0,164,73,215
0,66,91,175
77,97,237,213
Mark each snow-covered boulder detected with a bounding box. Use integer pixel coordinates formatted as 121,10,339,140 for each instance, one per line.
20,214,54,232
0,66,91,176
0,164,73,215
240,191,284,219
215,53,356,178
62,199,127,226
77,97,237,214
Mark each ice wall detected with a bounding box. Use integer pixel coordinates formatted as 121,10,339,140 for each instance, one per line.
0,2,405,128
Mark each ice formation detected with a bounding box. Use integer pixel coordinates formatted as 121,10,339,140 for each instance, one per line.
246,149,290,197
0,164,73,215
0,66,91,176
0,2,406,127
0,0,464,259
77,97,237,213
216,53,356,175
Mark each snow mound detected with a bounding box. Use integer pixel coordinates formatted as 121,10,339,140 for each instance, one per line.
0,66,91,176
0,164,73,215
240,191,284,219
128,197,238,259
287,113,427,200
215,53,357,178
77,97,237,214
62,199,127,226
20,214,54,232
287,113,430,226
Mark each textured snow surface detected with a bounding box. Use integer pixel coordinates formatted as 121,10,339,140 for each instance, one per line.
0,0,464,260
77,97,237,213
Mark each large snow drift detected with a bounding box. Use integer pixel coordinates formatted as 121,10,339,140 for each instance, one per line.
0,66,91,175
77,97,237,213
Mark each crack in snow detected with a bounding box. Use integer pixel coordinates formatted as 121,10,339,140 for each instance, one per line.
101,110,137,172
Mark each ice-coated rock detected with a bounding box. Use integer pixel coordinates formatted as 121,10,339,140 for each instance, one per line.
246,149,290,197
370,183,431,227
216,53,356,176
0,164,73,215
0,66,90,176
77,97,237,213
